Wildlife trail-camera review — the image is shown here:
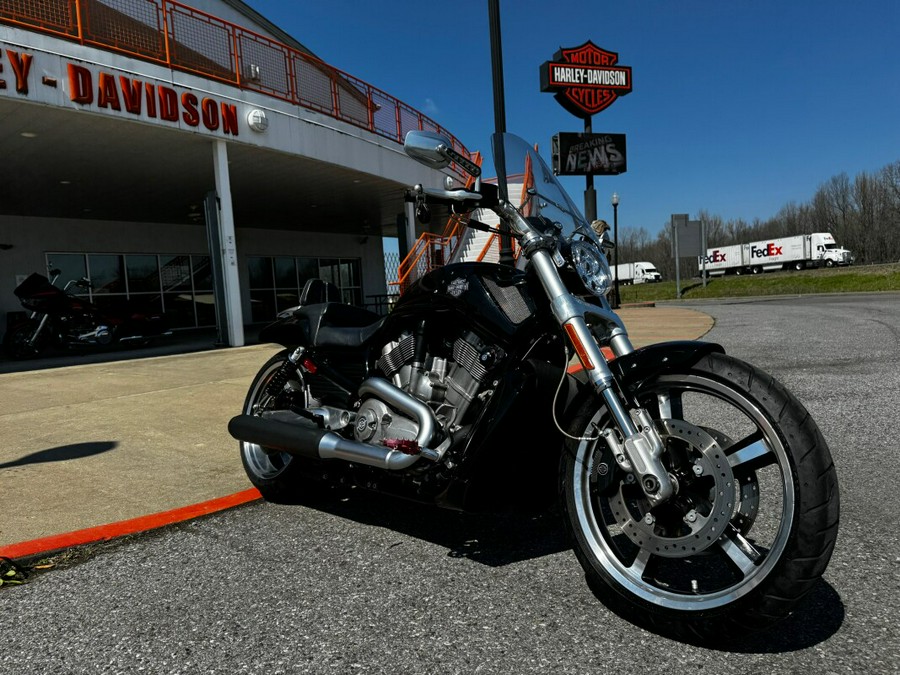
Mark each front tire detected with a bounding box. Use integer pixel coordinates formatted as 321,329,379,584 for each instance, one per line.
560,352,839,642
3,321,47,359
239,349,329,503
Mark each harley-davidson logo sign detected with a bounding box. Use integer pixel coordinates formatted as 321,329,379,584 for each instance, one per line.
540,41,632,118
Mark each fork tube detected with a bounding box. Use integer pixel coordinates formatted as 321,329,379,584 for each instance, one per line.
28,314,50,346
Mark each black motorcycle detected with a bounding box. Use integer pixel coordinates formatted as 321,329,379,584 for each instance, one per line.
3,269,170,359
228,131,839,642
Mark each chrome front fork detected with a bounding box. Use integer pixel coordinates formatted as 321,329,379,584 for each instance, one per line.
28,313,50,347
529,244,674,506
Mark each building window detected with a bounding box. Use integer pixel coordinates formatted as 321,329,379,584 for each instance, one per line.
247,255,362,323
45,253,214,329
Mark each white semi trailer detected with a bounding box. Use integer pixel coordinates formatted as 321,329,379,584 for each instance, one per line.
613,261,662,285
700,233,853,276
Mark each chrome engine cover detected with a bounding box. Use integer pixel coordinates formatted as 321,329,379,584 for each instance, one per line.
353,397,419,445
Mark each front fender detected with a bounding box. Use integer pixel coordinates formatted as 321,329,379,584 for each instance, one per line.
609,340,725,396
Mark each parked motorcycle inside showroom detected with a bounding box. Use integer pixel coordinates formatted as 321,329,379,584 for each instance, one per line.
3,268,171,359
228,131,839,642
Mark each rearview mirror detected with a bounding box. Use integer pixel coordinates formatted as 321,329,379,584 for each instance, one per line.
404,131,453,169
404,131,482,177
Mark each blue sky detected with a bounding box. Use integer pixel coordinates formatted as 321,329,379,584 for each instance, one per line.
245,0,899,238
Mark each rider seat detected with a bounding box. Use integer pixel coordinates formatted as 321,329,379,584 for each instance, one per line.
262,278,384,349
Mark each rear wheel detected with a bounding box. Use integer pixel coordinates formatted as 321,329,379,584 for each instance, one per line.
240,350,330,503
560,352,839,642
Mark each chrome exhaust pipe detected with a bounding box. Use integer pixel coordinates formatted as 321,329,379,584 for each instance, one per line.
228,378,439,471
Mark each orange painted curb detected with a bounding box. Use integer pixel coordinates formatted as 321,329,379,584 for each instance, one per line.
0,488,262,561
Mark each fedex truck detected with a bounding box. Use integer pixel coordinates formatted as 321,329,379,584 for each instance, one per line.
613,261,662,285
700,233,853,276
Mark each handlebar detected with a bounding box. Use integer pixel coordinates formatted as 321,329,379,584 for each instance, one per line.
405,184,482,209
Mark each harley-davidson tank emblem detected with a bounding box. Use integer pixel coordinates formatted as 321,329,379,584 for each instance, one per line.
447,277,469,298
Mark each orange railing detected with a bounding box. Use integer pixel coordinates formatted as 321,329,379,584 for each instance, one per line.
0,0,473,174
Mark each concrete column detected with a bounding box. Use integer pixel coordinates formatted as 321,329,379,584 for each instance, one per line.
404,201,418,283
212,140,244,347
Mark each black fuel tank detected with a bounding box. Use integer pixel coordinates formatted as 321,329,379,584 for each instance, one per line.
393,263,540,345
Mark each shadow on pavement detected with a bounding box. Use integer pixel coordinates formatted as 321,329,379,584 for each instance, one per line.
0,441,119,470
723,580,845,652
289,488,571,568
286,487,844,651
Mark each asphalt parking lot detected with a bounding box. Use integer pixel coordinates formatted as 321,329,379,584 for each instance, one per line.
1,295,898,673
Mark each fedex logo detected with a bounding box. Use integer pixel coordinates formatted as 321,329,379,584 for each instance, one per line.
750,243,783,258
702,250,727,264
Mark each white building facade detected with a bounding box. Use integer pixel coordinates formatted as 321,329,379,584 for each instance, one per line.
0,0,468,345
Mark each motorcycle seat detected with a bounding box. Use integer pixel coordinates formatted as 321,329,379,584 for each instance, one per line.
291,303,384,349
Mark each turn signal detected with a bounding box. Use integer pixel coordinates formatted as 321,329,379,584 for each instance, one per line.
564,322,594,371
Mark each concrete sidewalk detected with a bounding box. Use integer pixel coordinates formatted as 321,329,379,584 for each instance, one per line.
0,306,713,555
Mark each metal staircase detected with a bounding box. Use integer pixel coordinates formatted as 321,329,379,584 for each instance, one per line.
393,150,536,292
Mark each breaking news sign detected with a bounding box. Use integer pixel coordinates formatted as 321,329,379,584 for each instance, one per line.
552,133,627,176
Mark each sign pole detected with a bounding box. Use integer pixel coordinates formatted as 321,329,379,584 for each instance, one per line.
488,0,515,266
540,39,632,234
583,117,597,221
674,221,682,299
701,218,708,288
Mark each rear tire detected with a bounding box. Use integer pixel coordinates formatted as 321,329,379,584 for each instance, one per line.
239,350,331,503
560,352,839,643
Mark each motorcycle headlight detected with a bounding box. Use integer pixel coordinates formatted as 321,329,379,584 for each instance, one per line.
569,240,612,298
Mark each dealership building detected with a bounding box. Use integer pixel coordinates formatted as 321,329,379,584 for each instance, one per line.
0,0,471,346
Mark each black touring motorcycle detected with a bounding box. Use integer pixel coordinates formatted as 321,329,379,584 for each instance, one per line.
4,268,170,359
228,131,839,641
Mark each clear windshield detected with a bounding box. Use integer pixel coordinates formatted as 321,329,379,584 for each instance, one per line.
491,132,595,243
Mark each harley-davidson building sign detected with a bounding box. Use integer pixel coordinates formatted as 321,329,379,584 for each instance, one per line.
540,41,633,118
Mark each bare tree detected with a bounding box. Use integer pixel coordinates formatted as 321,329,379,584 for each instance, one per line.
618,159,900,269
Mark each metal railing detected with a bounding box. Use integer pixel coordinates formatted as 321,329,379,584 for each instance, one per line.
0,0,473,173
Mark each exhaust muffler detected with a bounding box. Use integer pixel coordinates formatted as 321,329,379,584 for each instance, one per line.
228,378,438,471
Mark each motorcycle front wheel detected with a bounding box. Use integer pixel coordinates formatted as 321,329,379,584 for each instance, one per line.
560,351,839,642
3,320,48,359
239,349,330,503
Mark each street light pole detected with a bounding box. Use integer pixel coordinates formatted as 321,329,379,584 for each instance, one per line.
612,192,620,308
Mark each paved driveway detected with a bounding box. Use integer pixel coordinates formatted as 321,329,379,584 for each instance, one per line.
1,295,897,674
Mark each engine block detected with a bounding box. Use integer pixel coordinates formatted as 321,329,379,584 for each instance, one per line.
377,330,496,429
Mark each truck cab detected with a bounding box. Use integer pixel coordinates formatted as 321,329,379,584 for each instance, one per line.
811,233,854,267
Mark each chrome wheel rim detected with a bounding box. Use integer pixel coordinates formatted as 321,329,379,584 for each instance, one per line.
572,373,795,611
241,359,304,480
